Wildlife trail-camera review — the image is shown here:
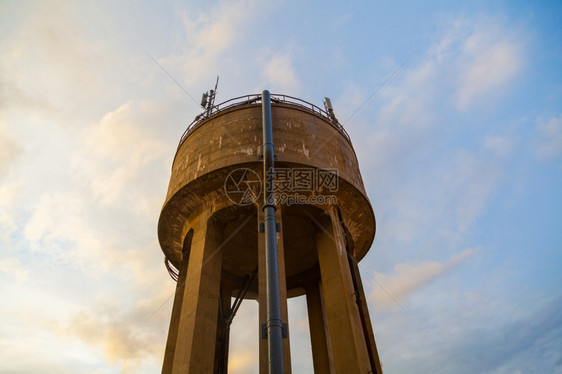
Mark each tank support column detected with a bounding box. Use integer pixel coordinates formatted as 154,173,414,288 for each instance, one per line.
162,233,191,373
315,207,372,373
348,255,384,374
164,212,224,373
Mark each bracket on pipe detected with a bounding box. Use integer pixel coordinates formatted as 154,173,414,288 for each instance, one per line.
259,222,281,233
261,323,288,339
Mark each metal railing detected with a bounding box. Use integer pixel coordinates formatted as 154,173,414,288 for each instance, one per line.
165,257,179,282
177,93,350,149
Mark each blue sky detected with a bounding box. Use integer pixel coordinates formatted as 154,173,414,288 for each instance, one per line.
1,1,561,373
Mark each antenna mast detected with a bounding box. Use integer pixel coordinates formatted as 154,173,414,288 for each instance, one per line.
200,76,220,118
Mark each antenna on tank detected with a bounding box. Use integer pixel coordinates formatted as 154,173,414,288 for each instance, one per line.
200,76,220,117
323,97,338,123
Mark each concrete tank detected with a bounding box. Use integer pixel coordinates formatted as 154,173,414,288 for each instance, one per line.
157,94,381,374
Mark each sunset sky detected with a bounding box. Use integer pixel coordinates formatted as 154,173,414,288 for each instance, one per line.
1,1,561,373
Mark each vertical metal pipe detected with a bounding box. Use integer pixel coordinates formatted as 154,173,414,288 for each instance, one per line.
262,90,284,374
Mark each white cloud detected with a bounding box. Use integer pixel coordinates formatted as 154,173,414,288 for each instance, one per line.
23,193,101,268
370,248,475,310
228,301,259,373
0,180,20,242
349,19,523,261
440,150,503,231
353,16,524,157
61,296,168,373
228,350,256,373
1,0,116,114
72,101,167,206
457,42,521,109
0,126,19,176
484,135,515,157
536,114,562,159
453,19,524,109
176,1,267,86
350,59,437,182
0,257,28,281
366,17,524,117
261,50,300,92
363,142,505,262
22,186,164,288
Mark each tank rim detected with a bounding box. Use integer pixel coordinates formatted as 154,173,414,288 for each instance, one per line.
178,93,351,148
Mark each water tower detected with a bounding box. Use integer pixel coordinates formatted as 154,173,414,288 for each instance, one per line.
158,90,382,373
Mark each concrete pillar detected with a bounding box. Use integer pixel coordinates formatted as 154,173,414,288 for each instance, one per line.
305,280,333,374
316,208,371,373
348,256,383,374
258,208,292,374
165,212,224,373
162,231,192,374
